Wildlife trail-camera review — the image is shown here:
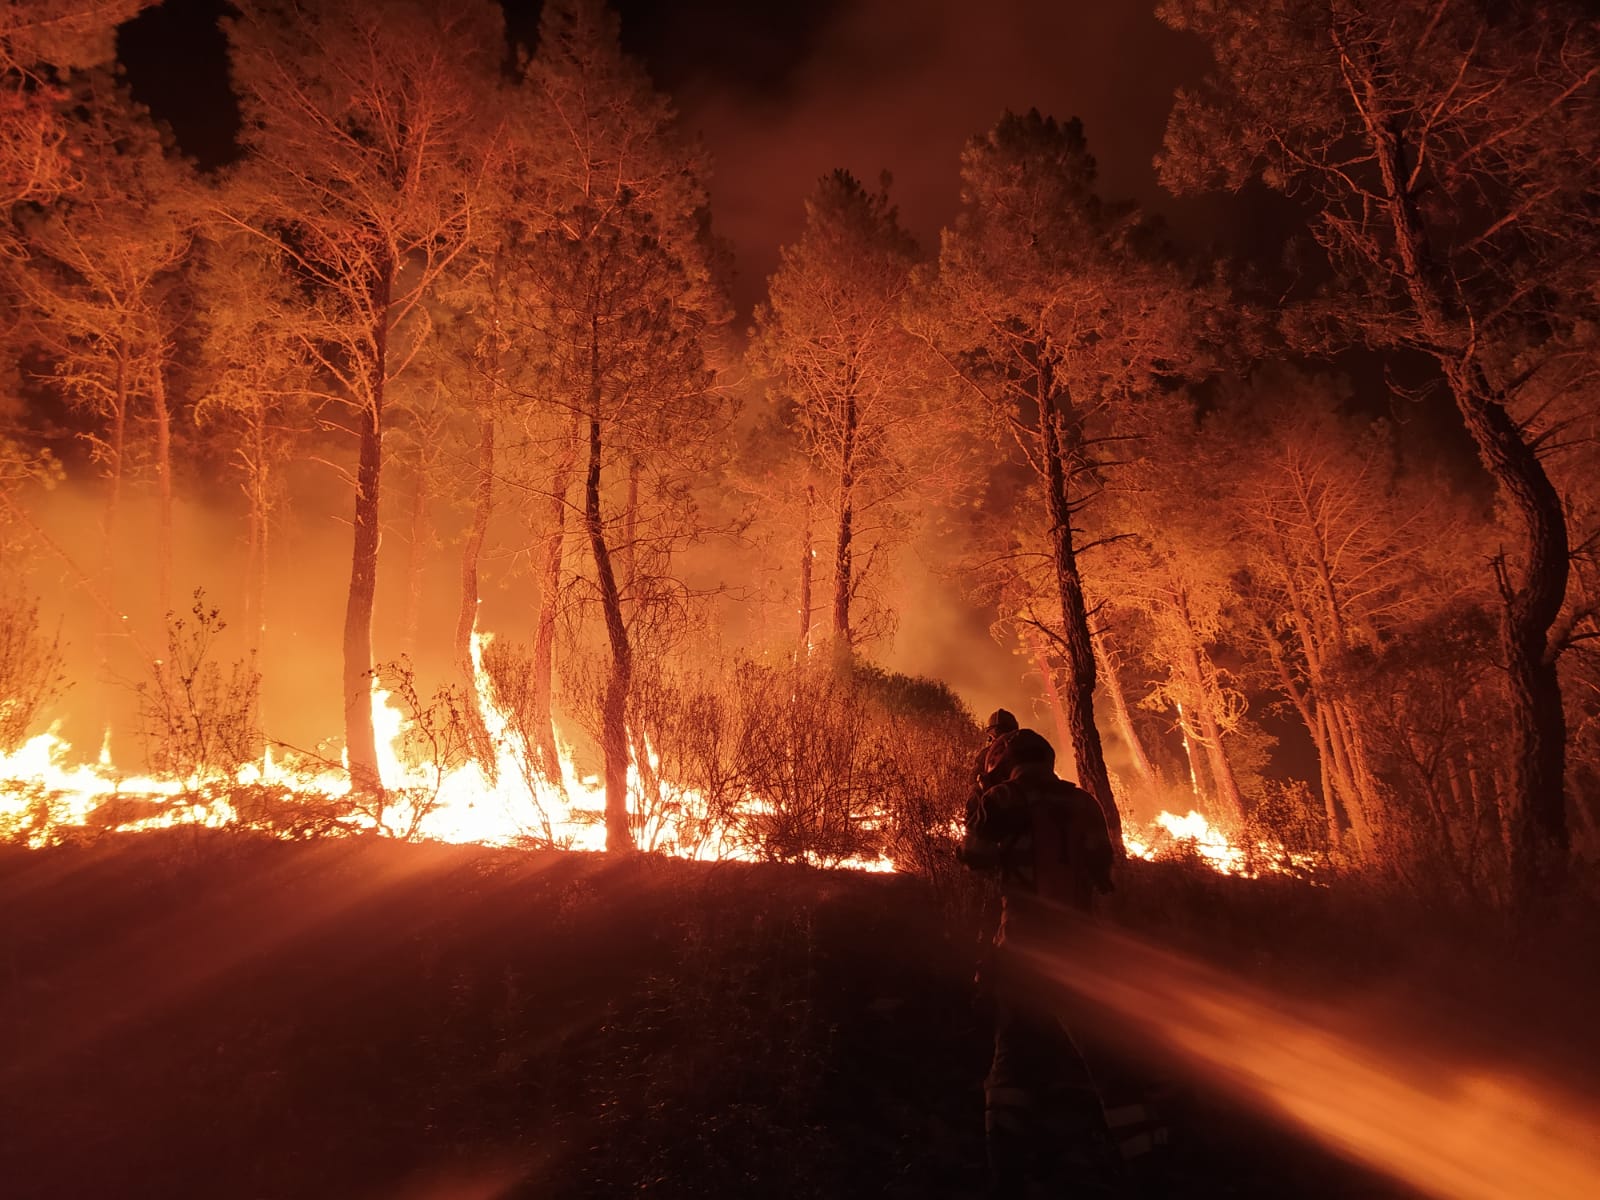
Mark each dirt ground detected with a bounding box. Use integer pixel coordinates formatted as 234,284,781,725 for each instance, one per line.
2,834,1433,1199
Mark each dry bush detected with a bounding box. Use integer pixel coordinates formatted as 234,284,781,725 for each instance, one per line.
479,636,574,845
733,659,879,864
1245,778,1328,857
639,657,979,869
368,657,476,840
137,590,260,783
0,586,67,753
1338,611,1512,898
227,782,357,839
851,665,977,881
625,661,746,856
484,637,977,867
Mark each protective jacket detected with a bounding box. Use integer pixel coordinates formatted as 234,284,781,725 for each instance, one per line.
963,759,1114,917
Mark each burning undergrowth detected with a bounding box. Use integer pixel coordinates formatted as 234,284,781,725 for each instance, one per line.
0,588,1313,878
0,596,975,868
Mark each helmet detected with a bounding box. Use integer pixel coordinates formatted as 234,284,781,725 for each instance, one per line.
985,708,1019,736
980,724,1055,777
1004,728,1055,768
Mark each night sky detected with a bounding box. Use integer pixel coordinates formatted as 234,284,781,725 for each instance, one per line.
118,0,1283,315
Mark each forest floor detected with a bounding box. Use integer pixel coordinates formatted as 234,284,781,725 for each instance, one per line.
1,832,1594,1200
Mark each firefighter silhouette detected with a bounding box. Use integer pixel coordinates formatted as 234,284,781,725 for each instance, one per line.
961,725,1121,1198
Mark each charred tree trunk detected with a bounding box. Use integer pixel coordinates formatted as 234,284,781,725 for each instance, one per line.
530,410,582,787
585,322,634,853
342,258,390,798
1035,355,1121,851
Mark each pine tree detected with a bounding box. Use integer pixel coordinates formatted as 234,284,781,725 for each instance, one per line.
223,0,503,794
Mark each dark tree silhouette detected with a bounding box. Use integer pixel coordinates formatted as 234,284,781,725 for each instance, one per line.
1160,0,1600,902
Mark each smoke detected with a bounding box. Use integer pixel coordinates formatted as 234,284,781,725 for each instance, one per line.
19,453,494,766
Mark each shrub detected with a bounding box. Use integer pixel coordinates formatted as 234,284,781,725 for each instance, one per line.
0,586,67,754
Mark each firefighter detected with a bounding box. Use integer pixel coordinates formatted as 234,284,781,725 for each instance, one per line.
960,727,1121,1198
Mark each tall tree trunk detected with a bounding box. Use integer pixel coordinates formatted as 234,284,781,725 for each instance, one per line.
1170,588,1246,827
1174,700,1204,806
400,457,428,659
797,483,815,663
1328,699,1379,851
1025,623,1077,781
530,409,582,787
585,322,634,852
1365,105,1569,902
831,390,858,663
97,350,129,745
150,355,173,623
1458,696,1501,869
1036,358,1121,851
1262,618,1342,847
243,405,269,662
619,458,662,828
102,355,129,622
1176,636,1246,828
1482,455,1569,903
1321,709,1373,855
342,261,390,797
1091,629,1159,797
456,413,495,763
1277,574,1374,855
247,433,270,759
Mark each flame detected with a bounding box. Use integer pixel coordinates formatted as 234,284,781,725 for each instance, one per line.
0,629,907,868
1125,808,1318,878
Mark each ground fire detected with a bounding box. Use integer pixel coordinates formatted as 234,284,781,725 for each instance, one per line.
2,626,1278,878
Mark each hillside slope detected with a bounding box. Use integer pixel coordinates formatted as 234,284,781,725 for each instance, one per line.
1,835,1435,1199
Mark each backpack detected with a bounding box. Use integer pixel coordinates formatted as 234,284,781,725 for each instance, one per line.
1028,778,1114,910
966,768,1114,910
